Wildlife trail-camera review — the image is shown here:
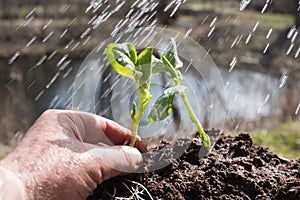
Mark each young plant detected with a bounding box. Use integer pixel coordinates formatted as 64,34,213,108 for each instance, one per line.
105,40,211,150
148,38,211,150
105,43,153,146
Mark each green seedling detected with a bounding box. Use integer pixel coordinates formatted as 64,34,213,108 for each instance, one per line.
148,38,211,150
105,43,153,146
105,40,211,150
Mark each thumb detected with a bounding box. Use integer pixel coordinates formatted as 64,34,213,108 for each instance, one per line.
84,144,143,181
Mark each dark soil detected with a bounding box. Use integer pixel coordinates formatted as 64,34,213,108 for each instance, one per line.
89,131,300,199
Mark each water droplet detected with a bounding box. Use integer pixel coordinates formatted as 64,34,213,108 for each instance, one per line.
63,67,73,79
35,90,45,101
231,36,239,48
229,56,237,72
245,33,252,44
201,15,209,24
210,17,218,27
65,39,75,49
88,15,98,24
4,79,15,88
26,80,36,90
295,103,300,115
26,36,37,47
291,31,298,43
25,8,36,19
57,54,69,68
170,2,181,17
8,51,21,65
103,72,113,86
252,21,259,32
266,28,273,39
263,43,270,54
240,0,251,11
36,55,47,66
264,94,270,103
207,26,215,38
82,36,91,46
22,16,35,28
279,72,288,88
42,31,54,43
287,26,296,39
234,93,239,102
49,95,59,108
59,4,70,14
237,34,244,45
48,50,57,60
295,45,300,58
60,29,68,38
184,61,192,73
164,0,175,12
43,19,53,30
261,3,269,13
59,59,71,71
286,43,294,55
224,81,230,90
46,73,60,89
71,42,80,51
80,28,91,39
68,18,77,26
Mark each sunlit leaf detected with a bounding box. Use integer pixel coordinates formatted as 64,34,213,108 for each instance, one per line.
105,43,141,79
148,85,187,122
148,92,175,123
138,47,153,86
164,38,183,69
152,56,169,74
161,55,178,79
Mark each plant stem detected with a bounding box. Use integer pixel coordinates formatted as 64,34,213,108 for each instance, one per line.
130,89,151,146
180,92,211,150
130,120,139,146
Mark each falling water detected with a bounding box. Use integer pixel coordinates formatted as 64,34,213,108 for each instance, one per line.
1,0,299,151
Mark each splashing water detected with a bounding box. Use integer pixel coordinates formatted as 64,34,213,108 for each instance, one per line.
2,0,299,153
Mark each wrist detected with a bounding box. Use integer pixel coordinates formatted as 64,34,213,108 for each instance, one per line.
0,166,27,200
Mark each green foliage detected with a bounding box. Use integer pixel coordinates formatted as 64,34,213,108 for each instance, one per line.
148,86,187,122
105,39,211,150
148,39,211,150
250,122,300,160
105,43,140,79
105,44,153,146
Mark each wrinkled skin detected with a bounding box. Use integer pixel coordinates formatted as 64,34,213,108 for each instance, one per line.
0,109,147,200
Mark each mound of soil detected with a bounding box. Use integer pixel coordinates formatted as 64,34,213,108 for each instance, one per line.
88,131,300,199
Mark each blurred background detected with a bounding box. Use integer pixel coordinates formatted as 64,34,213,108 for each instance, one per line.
0,0,299,159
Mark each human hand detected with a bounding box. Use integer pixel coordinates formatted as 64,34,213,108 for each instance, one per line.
0,109,147,200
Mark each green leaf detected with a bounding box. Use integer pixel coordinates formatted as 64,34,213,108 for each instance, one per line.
148,85,187,122
148,92,175,123
105,43,141,79
164,85,187,95
152,56,169,74
137,47,153,87
163,38,183,69
161,55,178,79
